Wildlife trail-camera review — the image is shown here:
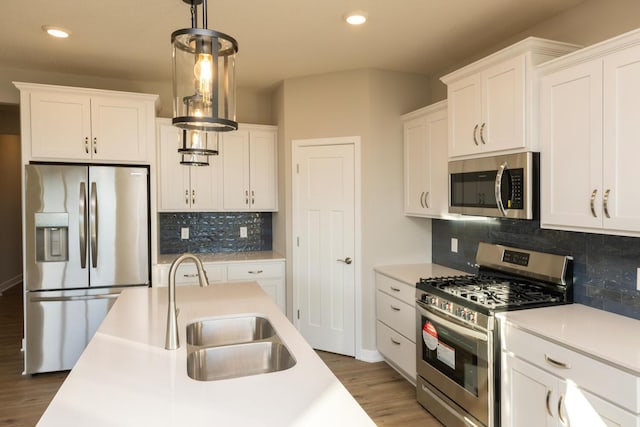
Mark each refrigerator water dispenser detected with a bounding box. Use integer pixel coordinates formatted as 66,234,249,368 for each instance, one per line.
35,213,69,262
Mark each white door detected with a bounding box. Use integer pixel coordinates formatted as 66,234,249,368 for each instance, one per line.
447,73,482,157
293,139,356,356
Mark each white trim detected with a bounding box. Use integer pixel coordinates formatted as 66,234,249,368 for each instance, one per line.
358,349,384,363
291,136,363,358
0,274,22,294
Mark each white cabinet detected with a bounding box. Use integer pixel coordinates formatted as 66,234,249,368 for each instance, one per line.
402,101,448,218
441,38,580,158
540,30,640,237
157,119,221,211
15,82,156,163
502,324,640,427
154,259,285,313
375,272,416,383
221,125,278,211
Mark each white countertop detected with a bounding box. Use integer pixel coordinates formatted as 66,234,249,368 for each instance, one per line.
498,304,640,375
157,250,285,265
373,263,469,286
38,282,374,426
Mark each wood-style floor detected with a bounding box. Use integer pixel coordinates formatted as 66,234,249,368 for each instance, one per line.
0,285,441,426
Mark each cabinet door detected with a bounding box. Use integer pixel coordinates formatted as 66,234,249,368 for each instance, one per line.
190,155,221,211
447,73,482,157
482,55,526,153
90,96,147,162
249,130,278,211
603,45,640,233
403,115,428,215
221,130,251,210
540,60,603,230
424,108,449,217
157,122,191,211
30,91,92,160
503,354,557,427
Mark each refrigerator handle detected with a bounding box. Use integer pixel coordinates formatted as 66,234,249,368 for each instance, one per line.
79,182,87,269
90,182,98,268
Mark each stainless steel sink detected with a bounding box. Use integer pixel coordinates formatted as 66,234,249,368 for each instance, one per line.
186,315,276,347
187,341,296,381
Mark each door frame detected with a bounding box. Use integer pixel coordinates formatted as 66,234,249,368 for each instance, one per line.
291,136,363,358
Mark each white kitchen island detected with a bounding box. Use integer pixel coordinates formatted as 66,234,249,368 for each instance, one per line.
37,282,375,426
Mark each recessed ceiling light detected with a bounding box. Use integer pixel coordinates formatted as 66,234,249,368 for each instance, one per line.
42,26,71,38
344,11,368,26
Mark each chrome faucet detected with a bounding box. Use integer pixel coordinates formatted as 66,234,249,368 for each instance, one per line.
165,253,209,350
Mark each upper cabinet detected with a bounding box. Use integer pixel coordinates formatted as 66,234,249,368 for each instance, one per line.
441,38,580,159
402,101,448,218
15,82,157,164
539,28,640,237
157,119,221,211
221,125,278,211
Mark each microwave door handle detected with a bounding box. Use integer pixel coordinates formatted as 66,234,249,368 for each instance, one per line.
494,161,508,217
416,303,488,342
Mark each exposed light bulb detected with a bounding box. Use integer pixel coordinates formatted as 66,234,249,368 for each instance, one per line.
193,53,214,103
344,12,367,25
42,25,71,38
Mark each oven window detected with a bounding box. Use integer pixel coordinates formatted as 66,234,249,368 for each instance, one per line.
420,315,486,397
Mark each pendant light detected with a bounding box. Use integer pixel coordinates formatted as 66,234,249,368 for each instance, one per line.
171,0,238,165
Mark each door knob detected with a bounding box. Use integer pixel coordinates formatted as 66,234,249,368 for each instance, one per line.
337,257,352,265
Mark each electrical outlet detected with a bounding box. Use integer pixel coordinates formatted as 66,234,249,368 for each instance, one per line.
240,226,248,238
181,227,189,240
451,238,458,253
637,268,640,291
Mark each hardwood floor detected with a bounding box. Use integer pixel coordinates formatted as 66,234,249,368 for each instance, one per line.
0,285,441,426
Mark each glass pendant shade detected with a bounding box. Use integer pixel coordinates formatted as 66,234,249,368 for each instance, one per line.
179,129,219,166
171,1,238,132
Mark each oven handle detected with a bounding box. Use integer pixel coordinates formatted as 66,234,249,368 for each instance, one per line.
494,161,508,217
416,302,488,342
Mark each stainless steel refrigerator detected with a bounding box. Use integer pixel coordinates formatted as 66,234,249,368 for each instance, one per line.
24,164,150,374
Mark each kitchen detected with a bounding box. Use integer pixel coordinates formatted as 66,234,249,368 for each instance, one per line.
1,0,640,425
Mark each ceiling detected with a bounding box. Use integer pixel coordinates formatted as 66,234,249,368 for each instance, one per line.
1,0,586,91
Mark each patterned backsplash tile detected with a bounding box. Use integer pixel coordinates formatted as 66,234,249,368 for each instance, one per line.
159,212,272,254
432,218,640,320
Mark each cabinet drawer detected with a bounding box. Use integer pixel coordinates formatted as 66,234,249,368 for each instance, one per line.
376,290,415,342
227,262,284,280
504,324,640,413
377,321,416,381
375,273,415,306
174,264,226,285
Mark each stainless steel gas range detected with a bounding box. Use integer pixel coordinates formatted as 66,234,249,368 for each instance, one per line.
415,242,573,427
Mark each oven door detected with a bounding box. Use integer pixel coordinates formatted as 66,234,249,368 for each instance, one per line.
416,301,490,426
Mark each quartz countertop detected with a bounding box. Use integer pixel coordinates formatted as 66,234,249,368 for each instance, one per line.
157,250,285,265
37,282,374,426
373,263,469,286
498,304,640,375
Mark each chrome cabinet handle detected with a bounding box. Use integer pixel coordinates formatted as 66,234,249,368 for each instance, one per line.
245,190,249,205
545,390,553,417
248,270,264,274
390,305,401,312
425,191,430,208
389,286,401,292
251,190,255,205
93,137,97,154
494,161,508,217
192,189,196,205
84,137,89,154
90,182,98,268
390,337,401,345
79,182,87,269
479,123,486,144
337,257,352,265
183,273,199,278
185,189,189,205
545,354,571,369
603,189,611,219
558,395,567,425
473,124,479,146
420,191,425,208
590,189,598,218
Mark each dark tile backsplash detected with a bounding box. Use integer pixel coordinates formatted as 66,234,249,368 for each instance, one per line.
159,212,272,254
432,218,640,320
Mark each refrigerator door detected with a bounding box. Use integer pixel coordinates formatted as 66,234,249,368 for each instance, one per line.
24,287,123,374
25,164,89,291
88,166,149,287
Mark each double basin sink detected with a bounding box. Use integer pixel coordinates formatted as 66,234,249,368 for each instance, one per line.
186,315,296,381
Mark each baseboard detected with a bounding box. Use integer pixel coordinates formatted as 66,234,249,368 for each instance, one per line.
0,274,22,294
356,348,384,363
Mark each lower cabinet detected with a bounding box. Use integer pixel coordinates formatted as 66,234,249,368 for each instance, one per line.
375,272,416,383
502,324,640,427
154,259,285,313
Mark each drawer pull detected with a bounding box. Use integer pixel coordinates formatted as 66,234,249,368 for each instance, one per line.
248,270,264,274
389,286,401,292
545,390,552,417
390,338,401,345
183,273,199,278
545,355,570,369
390,305,401,312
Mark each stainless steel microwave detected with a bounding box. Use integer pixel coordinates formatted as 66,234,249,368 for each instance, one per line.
448,152,539,219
